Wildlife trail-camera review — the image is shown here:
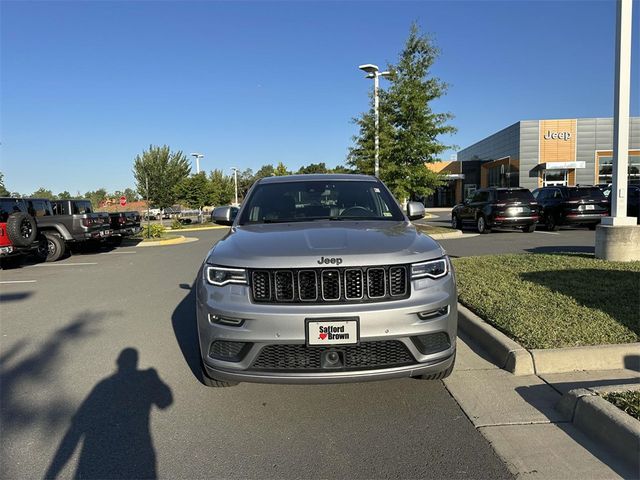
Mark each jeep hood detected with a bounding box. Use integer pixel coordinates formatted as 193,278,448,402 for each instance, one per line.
206,221,445,269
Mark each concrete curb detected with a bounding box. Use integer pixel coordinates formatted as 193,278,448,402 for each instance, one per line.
556,385,640,468
457,303,640,375
457,304,534,375
429,230,465,240
137,236,199,247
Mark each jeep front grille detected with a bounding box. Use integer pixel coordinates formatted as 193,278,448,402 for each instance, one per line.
249,265,410,304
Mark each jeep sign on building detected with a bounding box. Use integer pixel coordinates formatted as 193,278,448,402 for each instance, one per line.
425,117,640,206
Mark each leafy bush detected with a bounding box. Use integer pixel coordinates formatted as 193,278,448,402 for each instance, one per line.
141,224,165,238
171,219,184,230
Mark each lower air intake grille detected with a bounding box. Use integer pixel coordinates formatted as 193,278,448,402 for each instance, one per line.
251,341,415,371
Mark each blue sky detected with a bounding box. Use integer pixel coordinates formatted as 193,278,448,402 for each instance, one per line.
1,0,639,195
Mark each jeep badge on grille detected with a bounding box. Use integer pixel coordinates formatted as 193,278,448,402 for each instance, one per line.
317,256,343,266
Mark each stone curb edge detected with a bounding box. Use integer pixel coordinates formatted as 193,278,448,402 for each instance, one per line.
556,385,640,468
457,303,640,375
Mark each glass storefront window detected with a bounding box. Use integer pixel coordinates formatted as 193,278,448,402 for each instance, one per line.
598,154,640,185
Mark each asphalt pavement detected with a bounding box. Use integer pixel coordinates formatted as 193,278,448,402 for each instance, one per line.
423,210,596,258
0,223,597,479
1,230,512,480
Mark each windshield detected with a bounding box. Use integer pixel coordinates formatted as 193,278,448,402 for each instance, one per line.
238,180,404,225
567,187,606,200
496,190,534,202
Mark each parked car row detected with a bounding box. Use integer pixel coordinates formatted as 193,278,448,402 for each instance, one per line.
0,197,141,268
449,184,636,234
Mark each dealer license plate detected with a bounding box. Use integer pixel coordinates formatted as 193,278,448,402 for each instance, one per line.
307,318,359,346
511,207,524,214
585,204,595,210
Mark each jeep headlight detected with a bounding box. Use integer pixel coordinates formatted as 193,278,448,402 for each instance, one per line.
411,257,448,280
205,265,248,286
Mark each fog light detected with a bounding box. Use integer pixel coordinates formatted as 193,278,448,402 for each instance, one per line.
208,313,244,326
411,333,451,355
417,306,449,320
209,341,251,362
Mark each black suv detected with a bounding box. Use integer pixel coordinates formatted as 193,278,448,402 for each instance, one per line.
451,187,539,234
532,186,609,231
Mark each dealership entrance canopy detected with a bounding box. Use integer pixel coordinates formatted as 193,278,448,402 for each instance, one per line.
426,117,640,206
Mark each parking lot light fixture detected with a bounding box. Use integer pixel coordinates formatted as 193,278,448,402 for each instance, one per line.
231,167,239,206
359,64,391,178
191,153,204,174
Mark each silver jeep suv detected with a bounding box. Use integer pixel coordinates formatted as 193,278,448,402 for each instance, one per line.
196,174,457,387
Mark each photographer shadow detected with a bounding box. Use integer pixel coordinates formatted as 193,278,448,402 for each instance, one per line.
44,348,172,479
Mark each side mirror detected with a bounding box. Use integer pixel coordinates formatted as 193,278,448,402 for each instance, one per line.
212,206,238,226
406,201,425,221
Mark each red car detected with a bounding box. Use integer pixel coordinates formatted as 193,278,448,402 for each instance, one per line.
0,198,39,268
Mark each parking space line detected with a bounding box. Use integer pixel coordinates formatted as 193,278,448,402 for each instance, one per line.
34,262,98,267
0,280,37,284
534,231,560,235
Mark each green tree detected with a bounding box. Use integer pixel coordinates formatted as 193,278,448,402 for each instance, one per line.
0,172,9,196
123,188,139,202
274,162,290,176
348,24,456,201
297,162,330,174
254,164,276,180
331,165,353,174
237,168,255,199
133,145,191,209
57,191,72,199
84,188,108,209
209,169,235,206
31,187,57,200
175,172,211,209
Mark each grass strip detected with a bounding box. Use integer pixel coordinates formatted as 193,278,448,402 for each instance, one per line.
452,253,640,349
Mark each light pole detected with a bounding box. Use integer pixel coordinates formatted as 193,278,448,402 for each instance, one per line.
359,64,391,178
231,167,239,205
190,152,204,174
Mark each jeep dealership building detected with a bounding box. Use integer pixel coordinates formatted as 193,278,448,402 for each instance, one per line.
427,117,640,206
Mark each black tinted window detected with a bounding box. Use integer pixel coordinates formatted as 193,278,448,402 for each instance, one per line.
0,199,26,222
567,188,605,200
239,180,403,224
28,200,53,217
72,201,93,214
495,190,534,202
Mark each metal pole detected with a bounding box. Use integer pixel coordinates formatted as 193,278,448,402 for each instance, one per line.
374,72,380,178
234,169,239,205
196,157,200,174
146,175,150,238
604,0,632,224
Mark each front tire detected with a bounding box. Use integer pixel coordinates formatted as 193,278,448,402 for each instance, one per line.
545,214,559,231
476,215,491,234
451,214,461,230
523,224,536,233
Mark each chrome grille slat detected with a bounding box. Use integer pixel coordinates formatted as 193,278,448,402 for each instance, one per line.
250,265,409,304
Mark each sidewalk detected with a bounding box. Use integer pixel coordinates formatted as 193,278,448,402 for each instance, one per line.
446,333,638,479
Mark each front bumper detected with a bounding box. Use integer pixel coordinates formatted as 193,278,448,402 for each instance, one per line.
196,272,457,384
